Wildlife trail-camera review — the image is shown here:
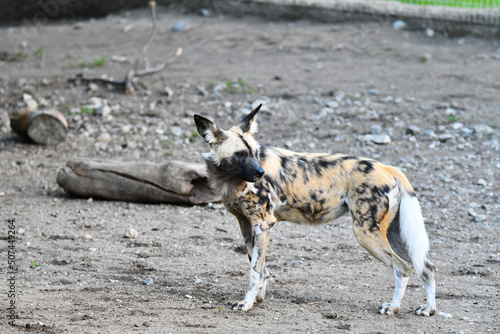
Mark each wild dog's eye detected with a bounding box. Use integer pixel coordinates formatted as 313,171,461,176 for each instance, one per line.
235,152,245,158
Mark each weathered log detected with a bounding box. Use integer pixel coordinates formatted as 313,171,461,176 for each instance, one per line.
56,160,220,205
10,108,68,145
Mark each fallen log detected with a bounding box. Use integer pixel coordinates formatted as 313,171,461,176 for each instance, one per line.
57,160,220,205
10,108,68,145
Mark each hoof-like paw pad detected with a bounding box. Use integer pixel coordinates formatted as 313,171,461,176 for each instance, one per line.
378,303,399,315
231,301,252,311
415,304,436,316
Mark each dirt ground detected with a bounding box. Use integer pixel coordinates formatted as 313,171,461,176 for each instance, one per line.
1,6,499,334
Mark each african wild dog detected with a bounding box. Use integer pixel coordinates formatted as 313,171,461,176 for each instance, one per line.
194,105,436,316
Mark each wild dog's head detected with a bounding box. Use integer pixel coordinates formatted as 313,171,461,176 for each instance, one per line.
194,104,265,183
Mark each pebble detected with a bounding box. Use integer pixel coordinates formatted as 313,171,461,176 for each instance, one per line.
326,101,339,108
476,178,487,187
125,228,140,239
451,122,463,130
83,234,92,240
366,89,378,95
185,294,193,299
200,9,210,17
438,311,453,318
473,124,493,136
393,20,406,30
171,127,183,137
407,125,421,135
291,260,303,264
370,124,382,135
173,21,186,32
284,141,293,148
110,55,128,63
358,134,391,145
378,96,393,103
144,277,153,285
426,28,434,37
164,86,174,97
438,133,454,142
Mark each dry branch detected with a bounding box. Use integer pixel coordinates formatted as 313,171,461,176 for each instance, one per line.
73,1,182,94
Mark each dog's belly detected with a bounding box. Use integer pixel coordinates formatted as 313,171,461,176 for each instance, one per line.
274,200,349,225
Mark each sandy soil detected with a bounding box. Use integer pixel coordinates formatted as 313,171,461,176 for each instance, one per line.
0,7,499,334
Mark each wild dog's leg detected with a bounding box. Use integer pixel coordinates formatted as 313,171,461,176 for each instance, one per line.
378,265,410,315
415,260,437,316
232,219,272,311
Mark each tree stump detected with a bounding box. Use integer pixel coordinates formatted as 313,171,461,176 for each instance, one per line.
10,108,68,145
56,160,220,205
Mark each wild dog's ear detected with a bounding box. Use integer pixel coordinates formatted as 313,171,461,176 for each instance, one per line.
194,115,227,145
239,104,261,134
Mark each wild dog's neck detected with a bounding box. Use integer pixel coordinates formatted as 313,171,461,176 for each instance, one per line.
204,157,247,199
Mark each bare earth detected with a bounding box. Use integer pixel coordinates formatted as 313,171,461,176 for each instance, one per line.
1,7,499,334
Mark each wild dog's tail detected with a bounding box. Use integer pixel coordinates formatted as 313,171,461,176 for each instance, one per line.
390,167,429,275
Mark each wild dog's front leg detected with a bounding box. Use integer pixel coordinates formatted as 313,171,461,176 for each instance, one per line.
232,220,271,311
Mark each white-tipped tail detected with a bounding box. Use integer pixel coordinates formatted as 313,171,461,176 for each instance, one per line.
399,190,429,275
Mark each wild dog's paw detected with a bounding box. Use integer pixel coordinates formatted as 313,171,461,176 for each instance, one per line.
415,304,436,316
231,300,254,311
378,303,400,315
256,283,267,302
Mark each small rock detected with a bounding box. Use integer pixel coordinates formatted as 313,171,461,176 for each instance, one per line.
194,278,203,284
476,178,487,187
451,122,463,130
173,21,186,32
196,85,208,96
438,311,452,318
393,20,406,31
185,294,193,299
83,234,92,240
326,101,339,108
474,214,487,222
358,134,391,145
171,126,183,137
74,22,83,30
445,107,456,115
493,54,500,60
110,55,128,63
284,141,293,148
473,124,493,136
97,132,112,143
144,277,153,285
330,44,343,51
406,125,421,135
378,96,393,103
370,124,382,135
23,93,38,112
88,83,99,92
200,9,210,17
125,228,140,239
426,28,434,37
291,260,303,264
366,89,378,95
438,133,454,142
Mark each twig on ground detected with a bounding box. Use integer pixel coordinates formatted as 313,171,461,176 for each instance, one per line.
72,1,182,94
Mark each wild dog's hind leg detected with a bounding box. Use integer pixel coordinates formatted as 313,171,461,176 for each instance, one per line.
378,265,410,315
415,260,436,316
232,218,272,311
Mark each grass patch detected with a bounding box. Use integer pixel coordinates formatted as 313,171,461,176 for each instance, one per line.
30,261,42,267
90,56,107,68
447,115,460,123
34,47,43,59
395,0,499,7
165,150,174,156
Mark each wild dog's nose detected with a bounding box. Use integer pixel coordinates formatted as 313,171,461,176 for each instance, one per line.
255,167,265,178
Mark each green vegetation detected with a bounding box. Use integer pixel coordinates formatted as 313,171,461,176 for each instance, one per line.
34,47,43,59
165,150,174,156
90,56,107,68
447,115,460,123
395,0,499,7
30,261,42,267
